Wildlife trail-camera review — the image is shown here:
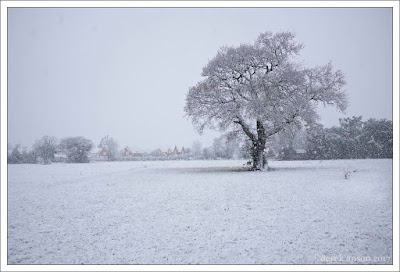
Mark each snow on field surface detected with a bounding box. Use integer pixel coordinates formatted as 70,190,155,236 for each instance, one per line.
8,159,392,264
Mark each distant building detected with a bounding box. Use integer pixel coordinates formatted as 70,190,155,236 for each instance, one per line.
152,146,186,157
88,147,109,161
153,148,163,157
121,146,142,158
173,146,179,155
98,147,109,160
122,146,133,157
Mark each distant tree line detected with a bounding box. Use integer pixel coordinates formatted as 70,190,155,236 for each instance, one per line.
7,144,38,164
305,116,392,160
190,133,251,161
8,116,392,164
192,116,392,161
8,136,95,164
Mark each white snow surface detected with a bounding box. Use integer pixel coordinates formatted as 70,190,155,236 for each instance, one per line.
8,159,392,264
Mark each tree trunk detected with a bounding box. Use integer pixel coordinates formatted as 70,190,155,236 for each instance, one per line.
235,117,268,171
251,120,267,171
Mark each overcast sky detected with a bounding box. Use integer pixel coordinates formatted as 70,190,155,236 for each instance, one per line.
8,8,392,151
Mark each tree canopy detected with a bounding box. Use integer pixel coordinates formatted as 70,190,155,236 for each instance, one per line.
185,31,348,170
33,136,57,164
59,136,94,163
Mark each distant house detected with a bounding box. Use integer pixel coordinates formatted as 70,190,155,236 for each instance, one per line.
122,146,142,158
152,146,186,157
88,147,109,161
153,148,163,157
122,146,134,157
98,147,109,160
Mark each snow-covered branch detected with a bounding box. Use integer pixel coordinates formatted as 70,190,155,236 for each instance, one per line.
185,31,348,170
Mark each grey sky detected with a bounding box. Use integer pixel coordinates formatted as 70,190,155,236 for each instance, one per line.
8,8,392,151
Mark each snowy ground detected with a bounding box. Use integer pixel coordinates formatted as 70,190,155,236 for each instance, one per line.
7,159,392,264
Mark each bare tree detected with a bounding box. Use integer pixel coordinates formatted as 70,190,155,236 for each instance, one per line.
185,31,347,170
191,140,203,158
60,136,94,163
8,144,22,164
33,136,57,164
98,135,118,161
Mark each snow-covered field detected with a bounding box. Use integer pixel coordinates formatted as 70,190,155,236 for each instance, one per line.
7,159,392,264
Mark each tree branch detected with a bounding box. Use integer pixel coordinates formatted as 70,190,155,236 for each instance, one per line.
234,116,255,142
